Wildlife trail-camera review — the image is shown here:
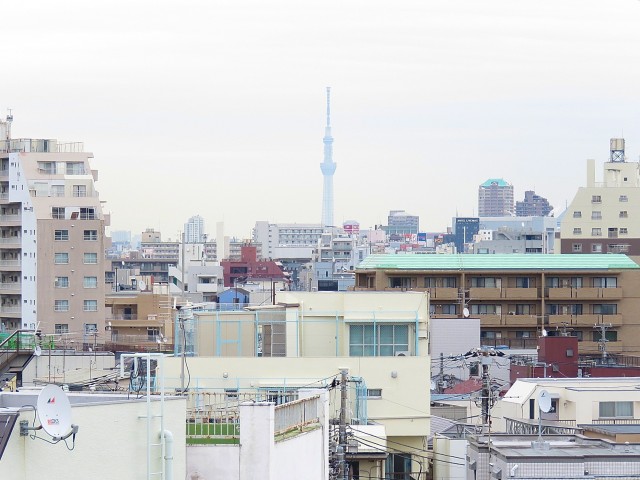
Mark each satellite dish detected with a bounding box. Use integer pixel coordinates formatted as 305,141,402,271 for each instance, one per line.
538,390,552,413
139,281,146,291
34,345,42,357
37,384,72,438
463,308,470,318
542,328,548,337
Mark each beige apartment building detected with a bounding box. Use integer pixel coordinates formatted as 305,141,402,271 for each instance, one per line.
560,138,640,255
354,254,640,355
162,290,431,479
0,119,109,341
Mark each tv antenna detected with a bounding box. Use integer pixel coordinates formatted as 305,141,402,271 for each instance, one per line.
20,384,79,445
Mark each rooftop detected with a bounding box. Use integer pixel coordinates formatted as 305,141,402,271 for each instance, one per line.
480,178,511,187
356,254,640,271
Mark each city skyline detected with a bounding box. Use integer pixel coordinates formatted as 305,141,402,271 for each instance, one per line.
4,1,640,237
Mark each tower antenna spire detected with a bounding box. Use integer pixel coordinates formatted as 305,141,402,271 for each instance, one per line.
326,87,331,127
320,87,336,228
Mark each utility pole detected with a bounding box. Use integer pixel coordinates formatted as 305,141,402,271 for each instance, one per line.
338,368,348,480
594,323,613,362
481,349,492,426
438,352,444,393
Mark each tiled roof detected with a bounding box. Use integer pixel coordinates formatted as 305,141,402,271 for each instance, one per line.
356,254,640,271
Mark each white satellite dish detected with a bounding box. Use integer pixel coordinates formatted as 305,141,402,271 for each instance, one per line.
541,328,548,337
538,390,552,413
463,307,470,318
34,345,42,357
37,384,72,438
139,281,146,291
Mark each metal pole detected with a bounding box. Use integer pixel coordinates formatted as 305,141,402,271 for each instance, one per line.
482,352,490,425
339,368,348,480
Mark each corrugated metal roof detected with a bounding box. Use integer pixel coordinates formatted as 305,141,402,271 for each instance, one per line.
356,254,640,271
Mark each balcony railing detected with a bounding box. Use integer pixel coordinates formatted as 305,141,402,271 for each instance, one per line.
274,395,320,437
0,282,21,291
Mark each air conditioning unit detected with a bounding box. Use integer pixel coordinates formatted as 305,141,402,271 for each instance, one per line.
395,351,410,357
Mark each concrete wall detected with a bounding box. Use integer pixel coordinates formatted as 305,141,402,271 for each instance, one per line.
21,351,115,384
0,392,186,480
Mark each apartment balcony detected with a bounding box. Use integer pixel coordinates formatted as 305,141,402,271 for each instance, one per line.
0,215,21,225
0,237,21,247
468,287,501,300
0,170,8,178
427,287,459,300
196,283,219,293
479,314,502,326
501,287,540,300
0,193,8,202
547,287,623,300
580,340,623,355
0,259,21,269
550,314,623,327
0,282,21,293
481,337,538,349
0,306,21,317
502,314,539,327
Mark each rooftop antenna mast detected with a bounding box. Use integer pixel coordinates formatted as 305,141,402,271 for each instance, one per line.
594,323,613,361
5,109,12,145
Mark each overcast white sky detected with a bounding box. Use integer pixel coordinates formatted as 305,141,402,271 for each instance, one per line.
5,0,640,239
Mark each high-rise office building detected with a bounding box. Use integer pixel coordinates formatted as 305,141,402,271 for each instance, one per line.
386,210,419,236
478,178,514,217
515,190,553,217
184,215,205,243
0,116,109,337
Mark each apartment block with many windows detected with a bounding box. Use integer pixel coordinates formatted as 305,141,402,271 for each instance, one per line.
354,254,640,355
0,125,109,340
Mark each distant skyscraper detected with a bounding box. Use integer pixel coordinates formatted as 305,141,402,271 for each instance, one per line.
387,210,419,236
320,87,336,228
515,190,553,216
478,178,514,217
184,215,205,243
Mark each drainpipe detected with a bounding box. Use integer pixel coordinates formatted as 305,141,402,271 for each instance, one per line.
162,430,174,480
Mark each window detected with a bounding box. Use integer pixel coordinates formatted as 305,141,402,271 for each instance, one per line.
516,331,533,338
80,207,96,220
83,229,98,241
54,300,69,312
572,243,582,253
385,453,412,480
51,207,65,219
38,161,56,174
72,185,86,197
591,243,603,253
470,277,498,288
366,388,382,398
620,228,628,234
591,211,602,220
547,304,582,315
594,330,618,342
620,211,628,218
516,277,531,288
147,327,160,341
593,304,617,315
470,304,500,315
84,323,98,334
54,253,69,264
609,244,630,253
593,277,617,288
441,304,457,315
515,304,533,315
592,228,602,236
54,229,69,241
480,331,501,339
54,324,69,334
51,185,64,197
592,195,602,203
389,277,412,289
442,277,457,287
573,211,582,218
349,324,409,356
573,228,582,235
54,276,69,288
83,300,98,312
620,195,628,202
66,162,85,175
83,253,98,264
83,276,98,288
599,401,632,418
424,277,437,288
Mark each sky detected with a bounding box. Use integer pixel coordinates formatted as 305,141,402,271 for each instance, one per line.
4,0,640,240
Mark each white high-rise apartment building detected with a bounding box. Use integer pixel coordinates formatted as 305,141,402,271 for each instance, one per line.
184,215,205,243
0,118,109,339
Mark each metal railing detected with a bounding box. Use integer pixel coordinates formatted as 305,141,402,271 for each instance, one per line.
274,395,320,436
